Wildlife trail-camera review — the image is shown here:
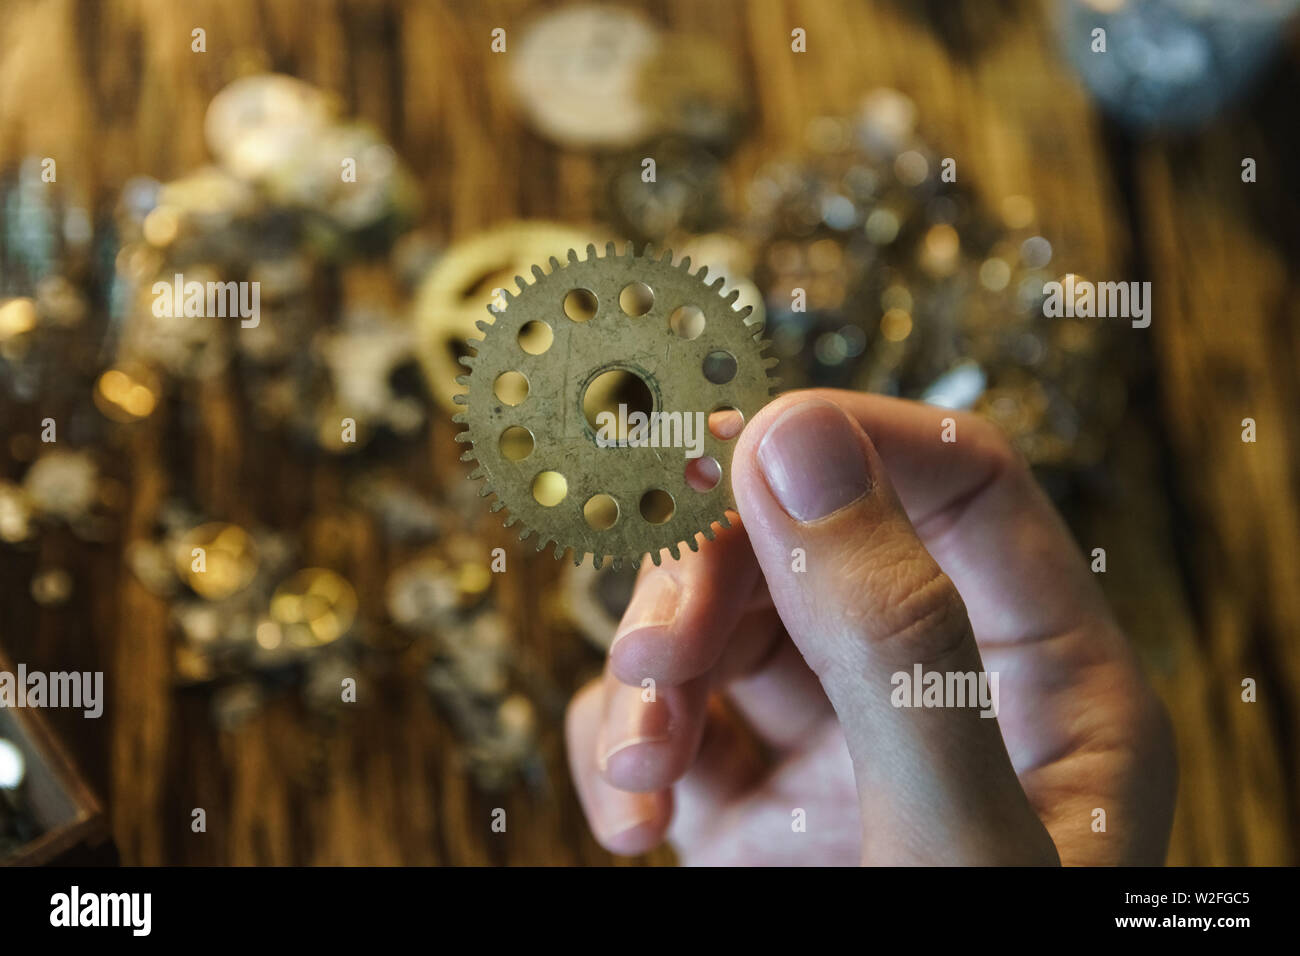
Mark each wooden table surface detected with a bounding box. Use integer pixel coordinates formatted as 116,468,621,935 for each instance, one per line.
1,0,1296,865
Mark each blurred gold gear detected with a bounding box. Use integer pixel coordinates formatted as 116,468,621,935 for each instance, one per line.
270,568,357,647
414,222,597,413
455,243,777,570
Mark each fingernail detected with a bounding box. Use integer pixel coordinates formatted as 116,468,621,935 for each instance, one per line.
757,399,872,522
598,683,671,771
610,573,679,650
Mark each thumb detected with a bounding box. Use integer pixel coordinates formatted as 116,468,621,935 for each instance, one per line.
732,394,1057,865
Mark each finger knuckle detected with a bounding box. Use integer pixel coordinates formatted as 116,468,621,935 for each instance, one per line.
861,559,972,668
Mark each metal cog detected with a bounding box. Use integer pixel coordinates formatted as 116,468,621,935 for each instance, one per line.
454,242,778,570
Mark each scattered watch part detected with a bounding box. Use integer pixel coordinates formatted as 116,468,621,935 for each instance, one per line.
93,363,161,423
562,560,637,651
175,522,259,601
30,568,73,608
314,307,423,442
303,651,364,715
349,473,443,544
127,538,179,596
509,5,662,149
0,738,25,791
22,449,98,523
210,680,266,732
636,34,748,147
602,139,728,243
204,73,337,183
0,483,35,545
269,568,358,649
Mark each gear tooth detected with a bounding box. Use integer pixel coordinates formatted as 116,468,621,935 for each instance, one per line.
490,501,506,512
737,304,754,318
725,288,741,304
457,353,475,367
573,550,584,567
549,255,562,271
668,542,681,561
503,515,517,527
604,241,616,258
686,535,700,552
639,241,655,258
554,542,566,560
452,394,468,406
459,450,475,462
475,320,492,334
518,526,531,541
531,264,545,281
477,485,493,498
649,550,662,567
534,536,548,553
592,553,604,570
452,411,467,424
583,243,597,261
679,255,692,274
701,525,716,541
455,374,470,386
624,241,635,257
659,248,673,264
717,513,732,529
709,275,725,291
513,275,527,293
763,357,779,369
611,556,623,572
468,467,486,480
454,432,471,443
568,248,581,263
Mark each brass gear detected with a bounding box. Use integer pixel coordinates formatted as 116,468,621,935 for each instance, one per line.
454,242,777,569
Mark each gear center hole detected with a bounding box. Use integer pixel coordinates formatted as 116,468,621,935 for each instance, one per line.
582,368,656,443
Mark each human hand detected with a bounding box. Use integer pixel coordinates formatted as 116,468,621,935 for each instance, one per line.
566,390,1176,865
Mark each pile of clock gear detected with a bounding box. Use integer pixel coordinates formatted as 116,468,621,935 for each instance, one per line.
0,4,1130,827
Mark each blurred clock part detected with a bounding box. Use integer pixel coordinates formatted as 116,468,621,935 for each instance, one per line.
1058,0,1300,129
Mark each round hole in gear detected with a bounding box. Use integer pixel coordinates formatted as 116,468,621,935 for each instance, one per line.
563,288,599,322
708,405,744,440
685,456,722,492
639,489,675,524
532,471,568,507
499,426,534,461
494,370,529,405
670,305,705,340
703,350,737,384
619,281,655,316
582,368,655,437
517,320,553,355
583,494,620,530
